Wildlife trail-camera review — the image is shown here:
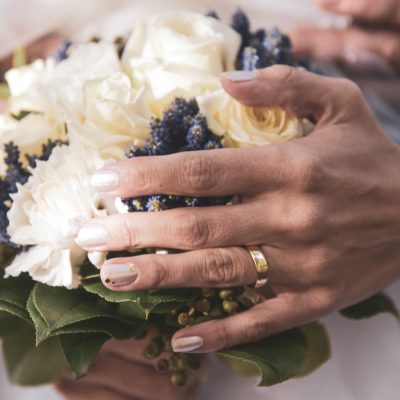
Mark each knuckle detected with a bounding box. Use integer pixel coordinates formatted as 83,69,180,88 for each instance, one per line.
122,218,141,249
245,314,269,341
290,144,324,191
176,214,210,249
286,199,323,241
214,320,234,349
201,250,237,286
180,154,215,192
311,287,339,315
145,257,169,288
336,78,363,106
267,65,297,84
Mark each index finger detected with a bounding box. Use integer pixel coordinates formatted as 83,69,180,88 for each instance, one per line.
90,146,288,198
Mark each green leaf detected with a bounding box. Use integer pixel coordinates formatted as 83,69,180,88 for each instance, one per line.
296,322,331,377
26,290,49,344
82,274,198,318
12,47,27,68
0,273,34,323
0,244,17,269
0,311,27,337
33,284,115,330
82,275,144,303
30,283,143,343
54,317,141,340
60,333,109,379
0,83,10,99
0,300,31,324
218,328,308,386
2,324,67,385
340,292,399,320
0,273,34,310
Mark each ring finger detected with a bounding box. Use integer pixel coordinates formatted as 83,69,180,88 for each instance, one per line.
100,246,281,291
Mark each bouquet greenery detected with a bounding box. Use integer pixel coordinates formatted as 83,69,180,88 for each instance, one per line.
0,9,398,389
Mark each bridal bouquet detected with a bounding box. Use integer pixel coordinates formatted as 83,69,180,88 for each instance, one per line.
0,9,397,388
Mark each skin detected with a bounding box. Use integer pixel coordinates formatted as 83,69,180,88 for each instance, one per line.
55,337,200,400
77,65,400,353
290,0,400,70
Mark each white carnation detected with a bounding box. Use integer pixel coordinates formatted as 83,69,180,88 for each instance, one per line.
5,144,110,288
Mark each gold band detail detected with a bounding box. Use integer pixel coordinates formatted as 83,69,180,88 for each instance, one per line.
246,245,270,288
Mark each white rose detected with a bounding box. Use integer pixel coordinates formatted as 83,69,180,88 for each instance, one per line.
71,72,152,160
123,11,241,114
0,43,124,172
5,144,109,288
198,89,304,148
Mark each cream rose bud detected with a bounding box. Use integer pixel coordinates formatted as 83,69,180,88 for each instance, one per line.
5,144,110,289
198,89,304,148
123,11,241,75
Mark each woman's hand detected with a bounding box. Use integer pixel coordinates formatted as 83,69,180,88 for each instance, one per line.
290,0,400,70
76,65,400,353
56,337,199,400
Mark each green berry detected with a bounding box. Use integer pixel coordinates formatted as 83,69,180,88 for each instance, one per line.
219,289,235,301
169,356,179,370
222,300,239,315
171,371,187,387
143,337,163,359
209,305,224,318
177,312,191,326
176,357,189,370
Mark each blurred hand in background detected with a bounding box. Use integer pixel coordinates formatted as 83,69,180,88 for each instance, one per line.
56,337,201,400
290,0,400,70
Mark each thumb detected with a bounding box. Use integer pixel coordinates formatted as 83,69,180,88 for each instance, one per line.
221,65,364,124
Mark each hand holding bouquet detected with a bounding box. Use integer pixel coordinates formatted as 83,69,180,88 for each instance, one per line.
1,9,399,390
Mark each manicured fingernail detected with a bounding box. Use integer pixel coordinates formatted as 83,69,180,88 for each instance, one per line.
75,225,108,248
101,263,138,287
90,170,119,192
172,336,203,353
221,70,258,82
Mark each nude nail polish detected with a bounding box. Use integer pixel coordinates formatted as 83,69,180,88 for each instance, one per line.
172,336,203,353
75,225,108,248
101,263,138,288
90,170,119,192
221,70,258,82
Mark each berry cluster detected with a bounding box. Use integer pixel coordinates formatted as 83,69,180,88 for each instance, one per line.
0,139,65,248
145,287,246,387
122,98,230,213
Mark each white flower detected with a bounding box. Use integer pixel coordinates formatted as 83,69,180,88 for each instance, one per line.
5,144,109,288
0,43,126,172
123,11,241,115
72,71,152,160
198,89,304,148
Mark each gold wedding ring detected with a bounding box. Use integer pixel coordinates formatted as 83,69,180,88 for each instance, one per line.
246,245,270,288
